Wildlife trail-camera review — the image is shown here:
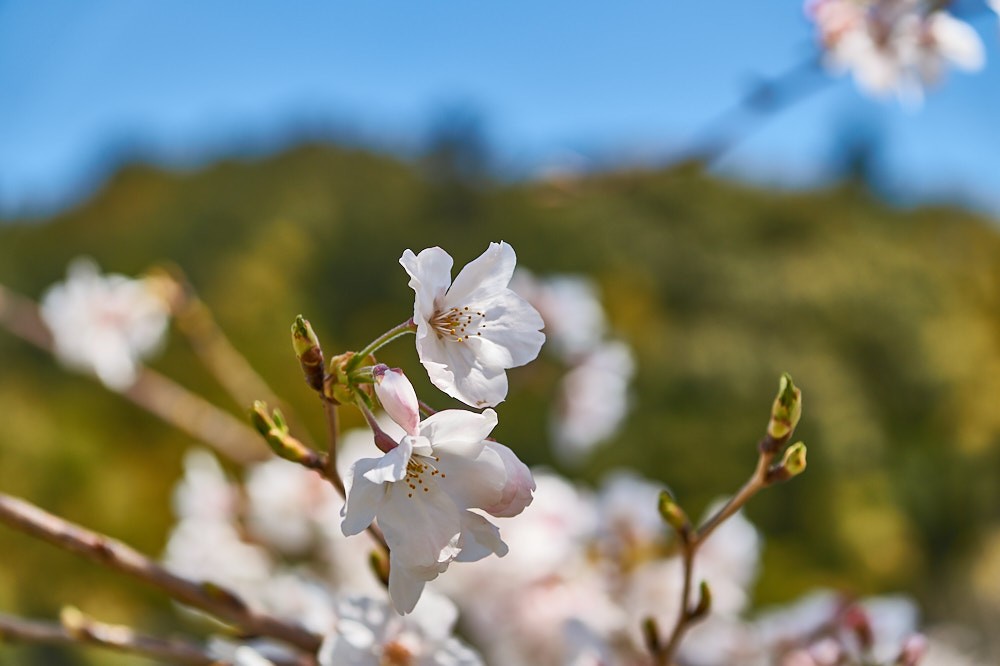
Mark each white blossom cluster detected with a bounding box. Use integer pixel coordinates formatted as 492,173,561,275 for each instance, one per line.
511,269,636,463
164,450,979,665
806,0,986,103
40,257,171,390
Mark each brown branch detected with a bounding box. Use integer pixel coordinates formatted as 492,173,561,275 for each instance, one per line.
162,267,315,448
0,283,268,464
124,369,269,463
321,398,346,498
0,610,215,665
0,492,322,655
652,376,804,665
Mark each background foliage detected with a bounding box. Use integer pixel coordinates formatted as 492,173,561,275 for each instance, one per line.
2,143,1000,662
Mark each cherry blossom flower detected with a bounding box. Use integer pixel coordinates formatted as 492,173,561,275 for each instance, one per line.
342,366,535,613
509,269,606,359
39,257,170,390
319,593,483,666
400,242,545,408
807,0,984,103
552,341,635,463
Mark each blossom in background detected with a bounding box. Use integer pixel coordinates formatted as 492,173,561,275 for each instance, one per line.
39,257,170,390
509,269,606,359
512,268,636,463
433,473,620,666
552,341,635,463
807,0,984,103
319,593,483,666
342,366,534,613
400,242,545,408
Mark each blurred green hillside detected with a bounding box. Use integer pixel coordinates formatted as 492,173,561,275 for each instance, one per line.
3,143,1000,662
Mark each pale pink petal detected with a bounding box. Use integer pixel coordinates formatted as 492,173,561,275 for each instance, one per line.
446,241,516,305
361,436,413,484
400,247,454,322
418,409,497,457
482,441,535,518
455,511,509,562
378,479,462,569
341,458,388,536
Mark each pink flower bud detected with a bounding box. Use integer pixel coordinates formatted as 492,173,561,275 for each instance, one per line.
373,364,420,437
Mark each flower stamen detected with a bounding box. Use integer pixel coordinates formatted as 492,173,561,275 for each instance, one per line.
430,306,486,342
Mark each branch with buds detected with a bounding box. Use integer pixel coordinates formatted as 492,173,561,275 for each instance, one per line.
0,609,217,665
0,492,323,656
647,373,807,666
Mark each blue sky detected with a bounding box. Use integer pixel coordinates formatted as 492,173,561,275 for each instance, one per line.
2,1,999,217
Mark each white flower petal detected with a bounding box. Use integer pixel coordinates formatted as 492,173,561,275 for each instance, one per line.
378,479,462,569
455,511,509,562
361,437,413,484
401,247,454,323
388,559,446,615
342,458,387,536
433,444,507,511
418,409,497,458
445,241,516,306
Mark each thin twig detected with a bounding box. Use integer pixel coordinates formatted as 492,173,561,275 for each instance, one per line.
321,397,346,497
655,447,776,666
0,492,322,654
670,53,830,167
163,267,315,446
0,610,215,665
124,369,269,463
0,283,268,464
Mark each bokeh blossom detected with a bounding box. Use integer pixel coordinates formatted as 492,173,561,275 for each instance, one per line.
400,242,545,408
39,257,170,390
319,593,483,666
807,0,984,103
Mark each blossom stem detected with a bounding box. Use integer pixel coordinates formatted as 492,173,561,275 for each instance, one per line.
655,371,803,666
322,397,347,498
0,610,218,665
692,449,772,548
654,448,775,666
657,539,696,665
348,319,417,370
0,492,323,654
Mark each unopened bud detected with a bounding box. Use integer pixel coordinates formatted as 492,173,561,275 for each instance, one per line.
250,401,321,468
657,490,691,539
291,316,325,392
782,441,808,476
766,442,807,484
59,606,88,638
766,373,802,446
690,581,712,620
325,351,375,405
373,364,420,436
